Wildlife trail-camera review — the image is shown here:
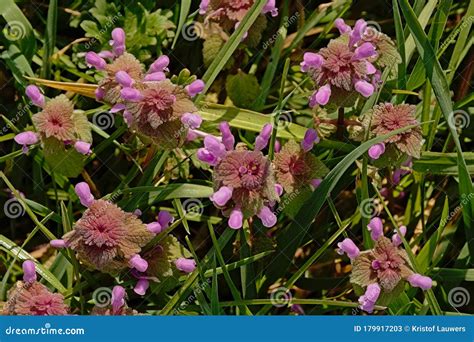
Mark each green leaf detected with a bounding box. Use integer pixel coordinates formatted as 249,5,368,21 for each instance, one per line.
172,0,191,49
43,137,85,178
226,71,261,109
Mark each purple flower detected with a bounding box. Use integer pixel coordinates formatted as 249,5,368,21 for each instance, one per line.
367,217,383,241
334,18,351,34
175,258,196,273
358,283,381,313
337,238,360,259
75,182,94,207
199,0,210,15
301,129,319,152
210,186,233,207
311,178,322,189
95,87,105,101
300,53,324,72
354,80,374,97
85,52,107,70
392,225,407,247
407,274,432,290
74,141,92,155
111,285,125,314
50,239,68,248
25,85,45,107
310,85,331,107
257,206,277,228
354,42,377,60
149,55,170,73
254,123,273,151
263,0,278,17
115,71,134,88
120,87,142,101
147,210,174,234
368,142,385,160
134,278,150,296
14,131,38,153
186,79,205,97
22,260,37,283
129,254,148,272
110,28,126,56
144,72,166,82
219,122,235,151
181,113,202,129
229,208,244,229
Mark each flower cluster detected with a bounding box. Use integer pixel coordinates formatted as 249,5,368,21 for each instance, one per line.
86,28,204,149
337,217,432,313
3,261,69,315
14,86,92,156
367,103,423,160
50,182,195,295
198,123,326,229
301,18,399,108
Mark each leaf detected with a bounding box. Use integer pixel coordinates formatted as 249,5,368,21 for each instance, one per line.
43,137,85,178
172,0,191,49
226,71,261,109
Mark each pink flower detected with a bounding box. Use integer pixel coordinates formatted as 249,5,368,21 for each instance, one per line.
257,206,277,228
115,71,134,88
407,274,432,290
185,79,205,97
111,285,126,314
371,103,423,158
75,182,94,207
358,283,381,313
367,217,383,241
301,129,319,152
229,208,244,229
14,131,38,153
337,238,360,259
368,142,385,159
175,258,196,273
254,123,272,151
3,282,69,315
22,260,37,283
300,53,324,72
85,51,107,70
210,186,233,206
147,210,174,234
110,28,126,56
274,140,328,193
25,85,45,107
392,225,407,247
149,55,170,73
181,113,203,129
263,0,278,17
134,279,150,296
219,122,235,151
32,95,76,141
74,141,92,155
61,199,154,274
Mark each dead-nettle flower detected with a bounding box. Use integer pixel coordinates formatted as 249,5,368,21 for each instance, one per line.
124,80,201,149
338,231,432,313
200,0,278,28
16,88,92,155
369,103,423,159
198,122,279,229
87,28,205,148
273,129,328,193
3,261,69,315
50,182,164,274
301,18,389,107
